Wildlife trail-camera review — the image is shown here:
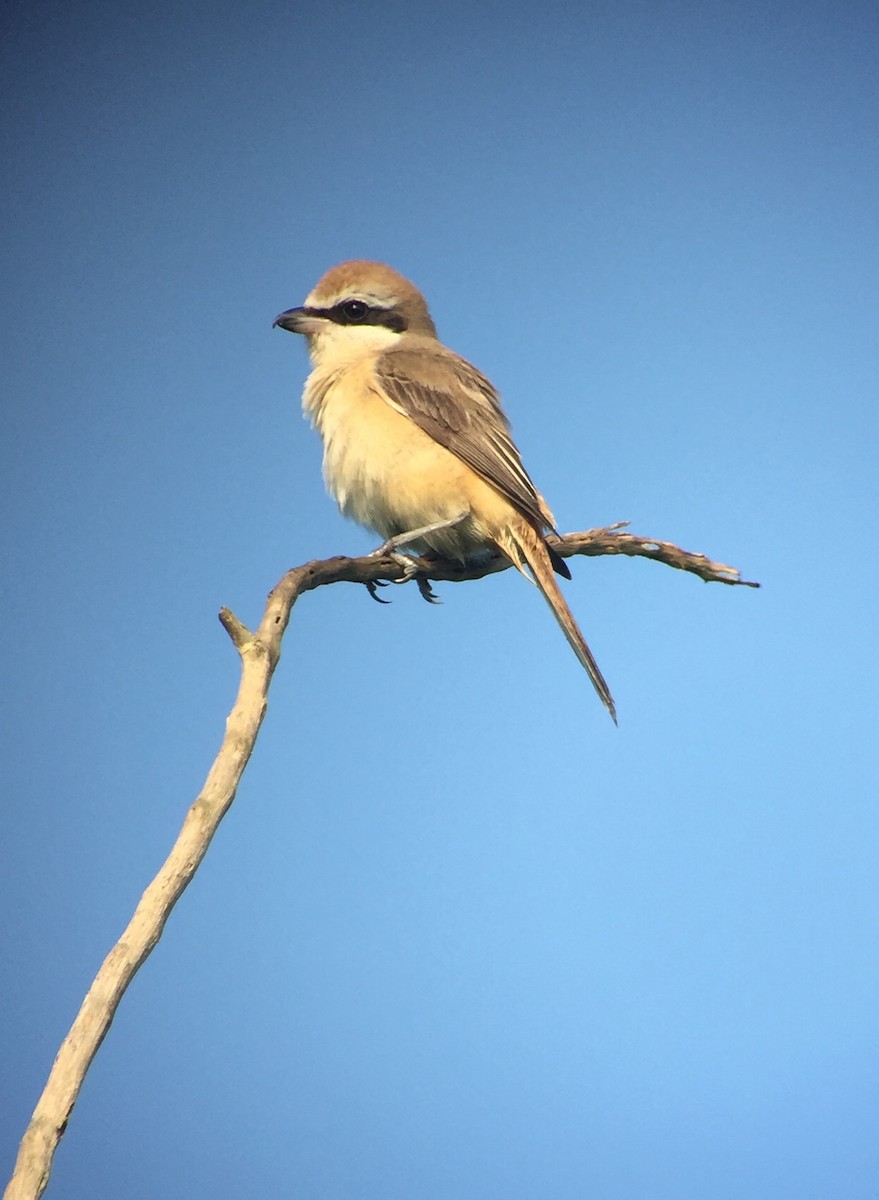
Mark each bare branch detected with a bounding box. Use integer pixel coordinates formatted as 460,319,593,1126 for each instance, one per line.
552,524,760,587
272,523,760,594
4,524,757,1200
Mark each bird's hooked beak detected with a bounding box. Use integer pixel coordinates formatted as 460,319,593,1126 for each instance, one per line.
273,306,326,336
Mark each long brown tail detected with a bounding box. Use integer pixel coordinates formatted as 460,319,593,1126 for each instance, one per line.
500,521,617,723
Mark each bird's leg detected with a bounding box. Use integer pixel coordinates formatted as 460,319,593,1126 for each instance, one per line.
370,512,470,558
366,512,469,602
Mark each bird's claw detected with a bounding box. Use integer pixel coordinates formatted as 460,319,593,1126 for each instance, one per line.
417,577,441,604
366,579,392,604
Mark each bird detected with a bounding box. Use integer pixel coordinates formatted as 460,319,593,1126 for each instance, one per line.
274,260,616,722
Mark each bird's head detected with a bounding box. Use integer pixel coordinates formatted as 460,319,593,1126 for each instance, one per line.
274,260,437,366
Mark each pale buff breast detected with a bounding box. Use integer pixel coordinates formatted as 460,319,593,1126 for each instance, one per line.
302,358,516,557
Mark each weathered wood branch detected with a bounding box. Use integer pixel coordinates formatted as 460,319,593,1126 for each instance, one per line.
4,524,758,1200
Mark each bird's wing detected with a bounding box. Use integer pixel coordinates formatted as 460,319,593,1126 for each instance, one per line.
374,346,556,535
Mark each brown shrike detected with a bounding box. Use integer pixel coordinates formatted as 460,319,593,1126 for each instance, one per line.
274,261,616,722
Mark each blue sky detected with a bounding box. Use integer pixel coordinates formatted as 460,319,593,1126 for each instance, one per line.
2,2,877,1196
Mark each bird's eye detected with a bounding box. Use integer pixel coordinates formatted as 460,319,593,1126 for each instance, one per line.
340,299,369,322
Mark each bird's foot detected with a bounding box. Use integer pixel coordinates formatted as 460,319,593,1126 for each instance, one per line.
366,521,465,605
364,548,421,605
364,564,439,604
